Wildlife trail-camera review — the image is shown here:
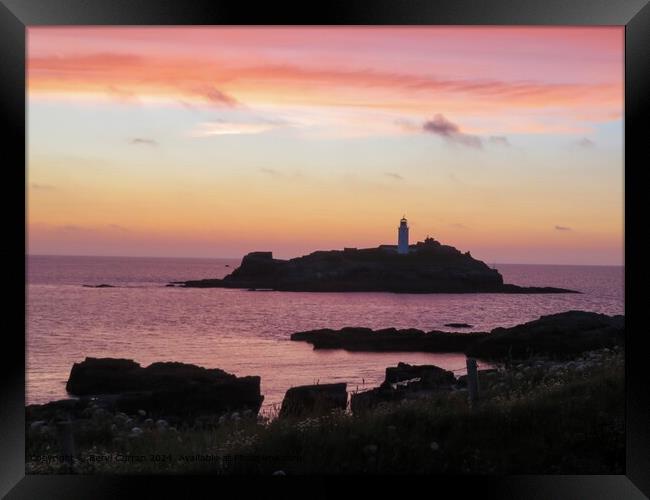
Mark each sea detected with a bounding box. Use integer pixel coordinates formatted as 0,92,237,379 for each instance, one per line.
26,255,624,408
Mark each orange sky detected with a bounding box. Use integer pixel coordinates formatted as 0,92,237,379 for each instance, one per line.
27,27,624,264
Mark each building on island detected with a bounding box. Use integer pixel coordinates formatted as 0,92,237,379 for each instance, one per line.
398,216,409,254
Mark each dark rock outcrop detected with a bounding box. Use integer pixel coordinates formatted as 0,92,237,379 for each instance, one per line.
26,398,86,423
175,240,579,294
279,383,347,418
466,311,625,360
385,362,456,386
291,327,490,352
292,312,624,359
65,358,263,417
350,383,404,414
351,363,456,414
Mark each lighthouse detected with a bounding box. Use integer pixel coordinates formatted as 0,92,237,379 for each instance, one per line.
397,216,409,254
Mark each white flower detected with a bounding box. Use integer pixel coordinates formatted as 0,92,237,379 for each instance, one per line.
129,427,143,438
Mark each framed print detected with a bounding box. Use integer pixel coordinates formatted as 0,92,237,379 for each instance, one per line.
1,0,649,498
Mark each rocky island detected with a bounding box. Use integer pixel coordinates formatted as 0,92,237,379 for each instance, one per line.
291,311,624,360
172,236,579,293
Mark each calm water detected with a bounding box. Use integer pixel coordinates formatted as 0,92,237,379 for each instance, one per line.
26,255,624,407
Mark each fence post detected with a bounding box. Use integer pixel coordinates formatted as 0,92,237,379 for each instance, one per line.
56,421,75,466
466,357,479,406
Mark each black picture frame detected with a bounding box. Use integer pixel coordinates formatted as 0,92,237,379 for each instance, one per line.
2,0,648,497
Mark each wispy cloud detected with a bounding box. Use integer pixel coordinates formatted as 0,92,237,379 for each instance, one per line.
422,114,482,149
449,222,468,229
106,84,139,104
177,99,198,111
129,138,158,146
54,224,128,234
190,115,288,137
575,137,595,148
58,224,88,232
257,168,306,183
28,43,622,135
384,172,404,181
190,121,277,137
488,136,511,147
30,52,618,107
30,183,56,190
191,85,239,107
259,167,282,177
448,173,465,185
555,225,572,231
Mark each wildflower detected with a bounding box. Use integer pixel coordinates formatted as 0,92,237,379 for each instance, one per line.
129,427,143,438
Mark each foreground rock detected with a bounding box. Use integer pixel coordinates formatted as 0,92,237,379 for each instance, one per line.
291,327,489,352
456,368,500,388
279,383,347,418
174,238,578,294
65,357,263,417
466,311,624,360
351,363,457,414
385,362,457,386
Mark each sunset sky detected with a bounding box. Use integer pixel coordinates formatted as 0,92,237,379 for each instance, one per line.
27,27,624,264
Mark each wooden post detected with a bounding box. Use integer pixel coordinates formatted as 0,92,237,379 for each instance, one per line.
56,421,75,465
466,357,479,405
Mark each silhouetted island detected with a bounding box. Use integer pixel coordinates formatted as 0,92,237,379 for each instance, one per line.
291,311,624,360
172,237,579,293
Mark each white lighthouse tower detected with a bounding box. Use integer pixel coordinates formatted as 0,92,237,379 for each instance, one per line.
397,216,409,254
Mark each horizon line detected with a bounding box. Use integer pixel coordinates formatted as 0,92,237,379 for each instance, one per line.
26,253,624,267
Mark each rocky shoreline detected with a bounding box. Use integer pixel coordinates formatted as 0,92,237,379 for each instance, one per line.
25,309,624,475
27,311,623,431
26,343,623,474
29,347,620,433
291,311,624,360
291,327,490,352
